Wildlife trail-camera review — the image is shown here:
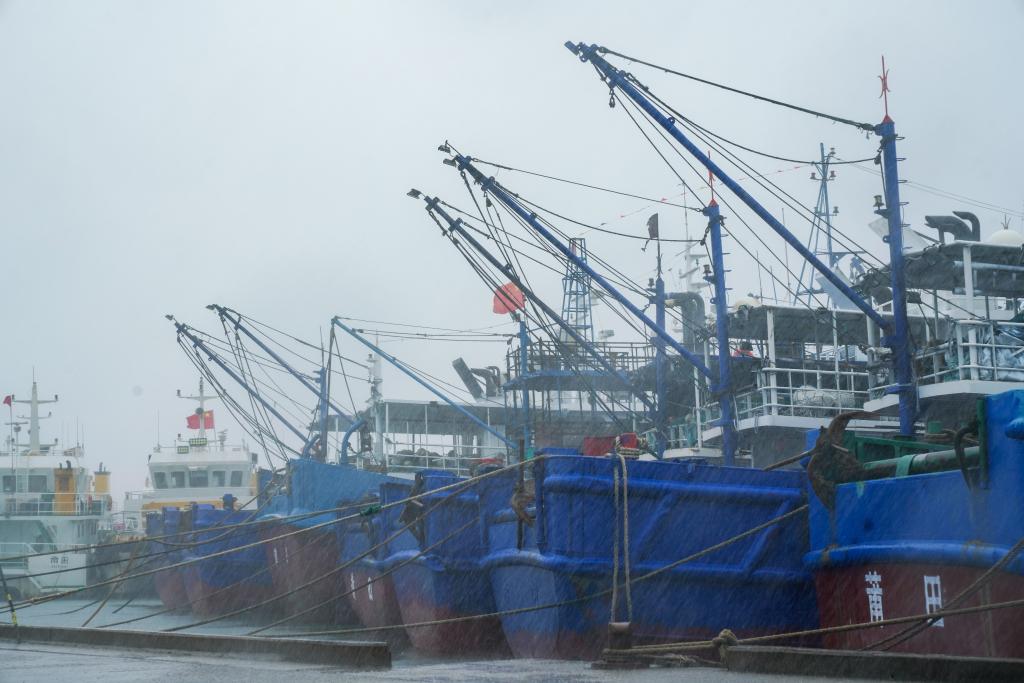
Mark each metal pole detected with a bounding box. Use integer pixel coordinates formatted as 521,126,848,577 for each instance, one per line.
653,242,667,457
316,368,329,462
875,118,916,435
704,202,736,465
518,318,531,455
332,318,516,450
566,42,889,332
453,157,713,379
0,564,19,642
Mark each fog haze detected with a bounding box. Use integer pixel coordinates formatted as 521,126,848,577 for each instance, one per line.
1,0,1022,500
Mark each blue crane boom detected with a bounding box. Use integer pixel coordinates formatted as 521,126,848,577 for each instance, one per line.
170,316,308,444
565,41,916,436
419,193,656,412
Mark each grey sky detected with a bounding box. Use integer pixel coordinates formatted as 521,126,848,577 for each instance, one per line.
2,0,1022,500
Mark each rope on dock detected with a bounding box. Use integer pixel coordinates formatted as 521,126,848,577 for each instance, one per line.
265,504,808,639
80,544,142,628
613,596,1024,657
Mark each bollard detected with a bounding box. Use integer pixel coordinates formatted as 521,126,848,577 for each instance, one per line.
592,621,648,669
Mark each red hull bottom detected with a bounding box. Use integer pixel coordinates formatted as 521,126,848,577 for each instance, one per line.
153,569,189,611
345,567,408,646
182,568,275,618
262,525,358,624
815,563,1024,658
398,591,507,655
346,567,403,629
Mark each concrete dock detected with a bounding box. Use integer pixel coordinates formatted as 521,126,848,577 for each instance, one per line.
1,640,883,683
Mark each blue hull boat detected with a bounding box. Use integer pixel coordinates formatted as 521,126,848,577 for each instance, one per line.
259,458,397,625
806,389,1024,658
180,504,274,617
480,454,817,659
336,504,408,643
377,471,508,654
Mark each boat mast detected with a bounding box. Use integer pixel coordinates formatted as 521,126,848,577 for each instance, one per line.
13,379,57,455
874,57,916,436
567,42,916,437
177,377,216,442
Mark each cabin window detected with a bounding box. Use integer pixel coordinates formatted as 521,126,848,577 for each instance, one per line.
212,471,226,487
1,476,14,493
28,475,48,493
170,471,186,488
189,469,208,488
229,471,243,487
153,472,168,489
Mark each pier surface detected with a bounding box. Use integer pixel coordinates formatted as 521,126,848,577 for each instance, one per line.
2,640,884,683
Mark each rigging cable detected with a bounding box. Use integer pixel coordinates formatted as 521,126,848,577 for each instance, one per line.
595,44,876,131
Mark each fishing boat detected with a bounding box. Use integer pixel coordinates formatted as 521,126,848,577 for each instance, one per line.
147,507,189,610
806,227,1024,658
336,491,407,641
336,396,509,644
124,379,263,522
134,380,273,612
479,452,816,659
0,381,114,600
258,458,395,624
179,499,274,617
377,471,508,654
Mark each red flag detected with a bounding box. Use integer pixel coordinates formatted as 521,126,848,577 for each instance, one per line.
2,395,11,407
492,282,525,314
186,410,214,430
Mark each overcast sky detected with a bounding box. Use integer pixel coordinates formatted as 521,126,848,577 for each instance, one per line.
2,0,1022,500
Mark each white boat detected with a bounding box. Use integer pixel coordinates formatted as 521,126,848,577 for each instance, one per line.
0,380,113,599
120,379,261,533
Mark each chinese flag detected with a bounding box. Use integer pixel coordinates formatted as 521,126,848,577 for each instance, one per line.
186,410,215,430
492,282,525,314
2,395,11,407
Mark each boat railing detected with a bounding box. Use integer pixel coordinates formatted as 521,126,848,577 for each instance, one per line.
367,440,508,477
683,365,873,442
107,510,142,533
1,492,111,517
870,318,1024,398
506,338,657,376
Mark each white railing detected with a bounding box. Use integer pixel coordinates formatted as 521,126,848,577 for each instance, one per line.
871,319,1024,399
1,493,110,517
693,365,874,440
358,440,509,477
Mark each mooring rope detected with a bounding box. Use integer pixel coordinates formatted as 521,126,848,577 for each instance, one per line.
266,504,808,639
0,456,542,615
611,467,620,623
618,453,633,623
247,516,478,635
865,535,1024,651
163,477,484,633
615,597,1024,656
